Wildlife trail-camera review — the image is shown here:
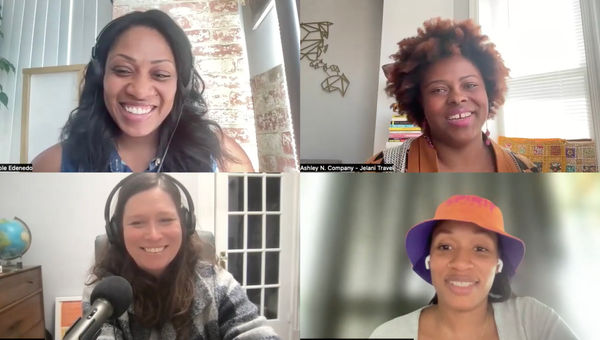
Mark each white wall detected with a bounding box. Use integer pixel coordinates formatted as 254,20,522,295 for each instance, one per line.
299,0,470,162
0,173,215,334
241,2,284,78
0,0,112,163
300,0,383,163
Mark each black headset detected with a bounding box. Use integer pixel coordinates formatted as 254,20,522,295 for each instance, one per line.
104,174,196,247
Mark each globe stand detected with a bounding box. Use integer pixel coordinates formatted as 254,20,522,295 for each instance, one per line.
0,257,23,272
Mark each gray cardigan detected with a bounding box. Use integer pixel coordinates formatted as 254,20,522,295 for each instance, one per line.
370,296,578,340
82,263,280,340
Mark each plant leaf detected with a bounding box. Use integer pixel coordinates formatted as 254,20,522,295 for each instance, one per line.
0,58,15,73
0,92,8,108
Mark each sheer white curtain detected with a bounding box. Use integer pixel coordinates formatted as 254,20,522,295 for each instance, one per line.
476,0,597,141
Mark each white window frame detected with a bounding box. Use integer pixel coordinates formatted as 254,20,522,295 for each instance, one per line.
215,173,299,340
579,0,600,161
470,0,600,158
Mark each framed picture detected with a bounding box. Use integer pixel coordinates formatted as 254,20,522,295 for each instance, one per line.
54,296,82,340
248,0,275,30
20,65,85,163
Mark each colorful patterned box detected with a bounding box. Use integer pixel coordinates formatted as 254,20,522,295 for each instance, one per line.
498,137,566,172
565,140,598,172
499,137,598,172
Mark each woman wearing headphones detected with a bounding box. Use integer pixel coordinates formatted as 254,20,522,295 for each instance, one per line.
33,10,253,172
83,173,278,339
370,195,577,340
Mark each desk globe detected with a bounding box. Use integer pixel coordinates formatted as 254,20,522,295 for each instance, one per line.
0,217,32,267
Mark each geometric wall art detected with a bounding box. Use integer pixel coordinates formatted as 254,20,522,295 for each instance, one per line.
300,21,350,96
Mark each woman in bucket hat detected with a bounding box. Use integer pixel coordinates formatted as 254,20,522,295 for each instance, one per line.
370,195,577,340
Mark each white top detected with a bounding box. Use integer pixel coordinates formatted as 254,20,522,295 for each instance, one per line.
370,296,578,340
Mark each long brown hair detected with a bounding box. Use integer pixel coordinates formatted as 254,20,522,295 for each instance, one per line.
89,174,213,338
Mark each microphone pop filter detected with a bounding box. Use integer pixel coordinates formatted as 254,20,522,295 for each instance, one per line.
90,276,133,318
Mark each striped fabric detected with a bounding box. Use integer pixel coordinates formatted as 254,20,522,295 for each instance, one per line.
82,263,280,340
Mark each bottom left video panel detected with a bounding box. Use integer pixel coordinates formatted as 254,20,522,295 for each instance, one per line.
0,173,299,340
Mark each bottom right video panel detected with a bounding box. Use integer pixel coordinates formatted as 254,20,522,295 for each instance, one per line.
300,173,598,340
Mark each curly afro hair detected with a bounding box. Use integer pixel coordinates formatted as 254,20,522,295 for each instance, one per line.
383,18,510,127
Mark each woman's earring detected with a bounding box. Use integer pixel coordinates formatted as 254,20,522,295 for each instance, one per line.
485,103,494,146
496,259,503,273
422,121,434,148
425,255,431,270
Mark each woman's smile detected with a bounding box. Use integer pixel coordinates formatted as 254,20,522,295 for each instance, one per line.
122,104,156,115
118,103,157,122
429,220,499,310
140,245,167,253
420,55,489,146
445,275,480,295
122,187,183,278
446,109,475,127
103,26,177,139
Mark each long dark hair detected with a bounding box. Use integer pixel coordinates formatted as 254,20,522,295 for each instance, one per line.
61,10,224,171
90,173,213,337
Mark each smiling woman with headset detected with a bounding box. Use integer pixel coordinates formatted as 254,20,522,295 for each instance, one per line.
84,173,279,339
32,10,253,172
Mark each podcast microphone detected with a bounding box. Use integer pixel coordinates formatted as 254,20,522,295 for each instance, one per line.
63,276,133,340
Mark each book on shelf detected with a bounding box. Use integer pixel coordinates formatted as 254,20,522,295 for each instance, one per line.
389,126,422,131
389,132,422,139
386,111,422,148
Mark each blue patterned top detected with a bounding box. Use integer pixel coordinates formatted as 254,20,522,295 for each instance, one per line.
61,145,217,172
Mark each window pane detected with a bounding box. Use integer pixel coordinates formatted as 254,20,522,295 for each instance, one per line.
479,0,591,139
247,252,262,285
266,215,280,248
228,177,244,211
247,215,262,249
246,288,261,310
248,177,262,211
228,253,243,284
228,215,244,249
266,177,280,211
265,288,278,319
265,251,279,284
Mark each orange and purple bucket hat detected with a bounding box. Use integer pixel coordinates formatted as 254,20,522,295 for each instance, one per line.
405,194,526,284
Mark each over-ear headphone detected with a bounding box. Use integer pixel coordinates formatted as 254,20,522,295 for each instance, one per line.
104,174,196,247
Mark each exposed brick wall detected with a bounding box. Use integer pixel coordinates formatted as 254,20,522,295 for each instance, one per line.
251,64,297,171
113,0,258,169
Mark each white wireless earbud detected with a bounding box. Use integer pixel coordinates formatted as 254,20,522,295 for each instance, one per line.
497,259,503,273
425,255,431,270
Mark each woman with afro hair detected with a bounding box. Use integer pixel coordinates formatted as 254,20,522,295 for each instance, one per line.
368,18,537,172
